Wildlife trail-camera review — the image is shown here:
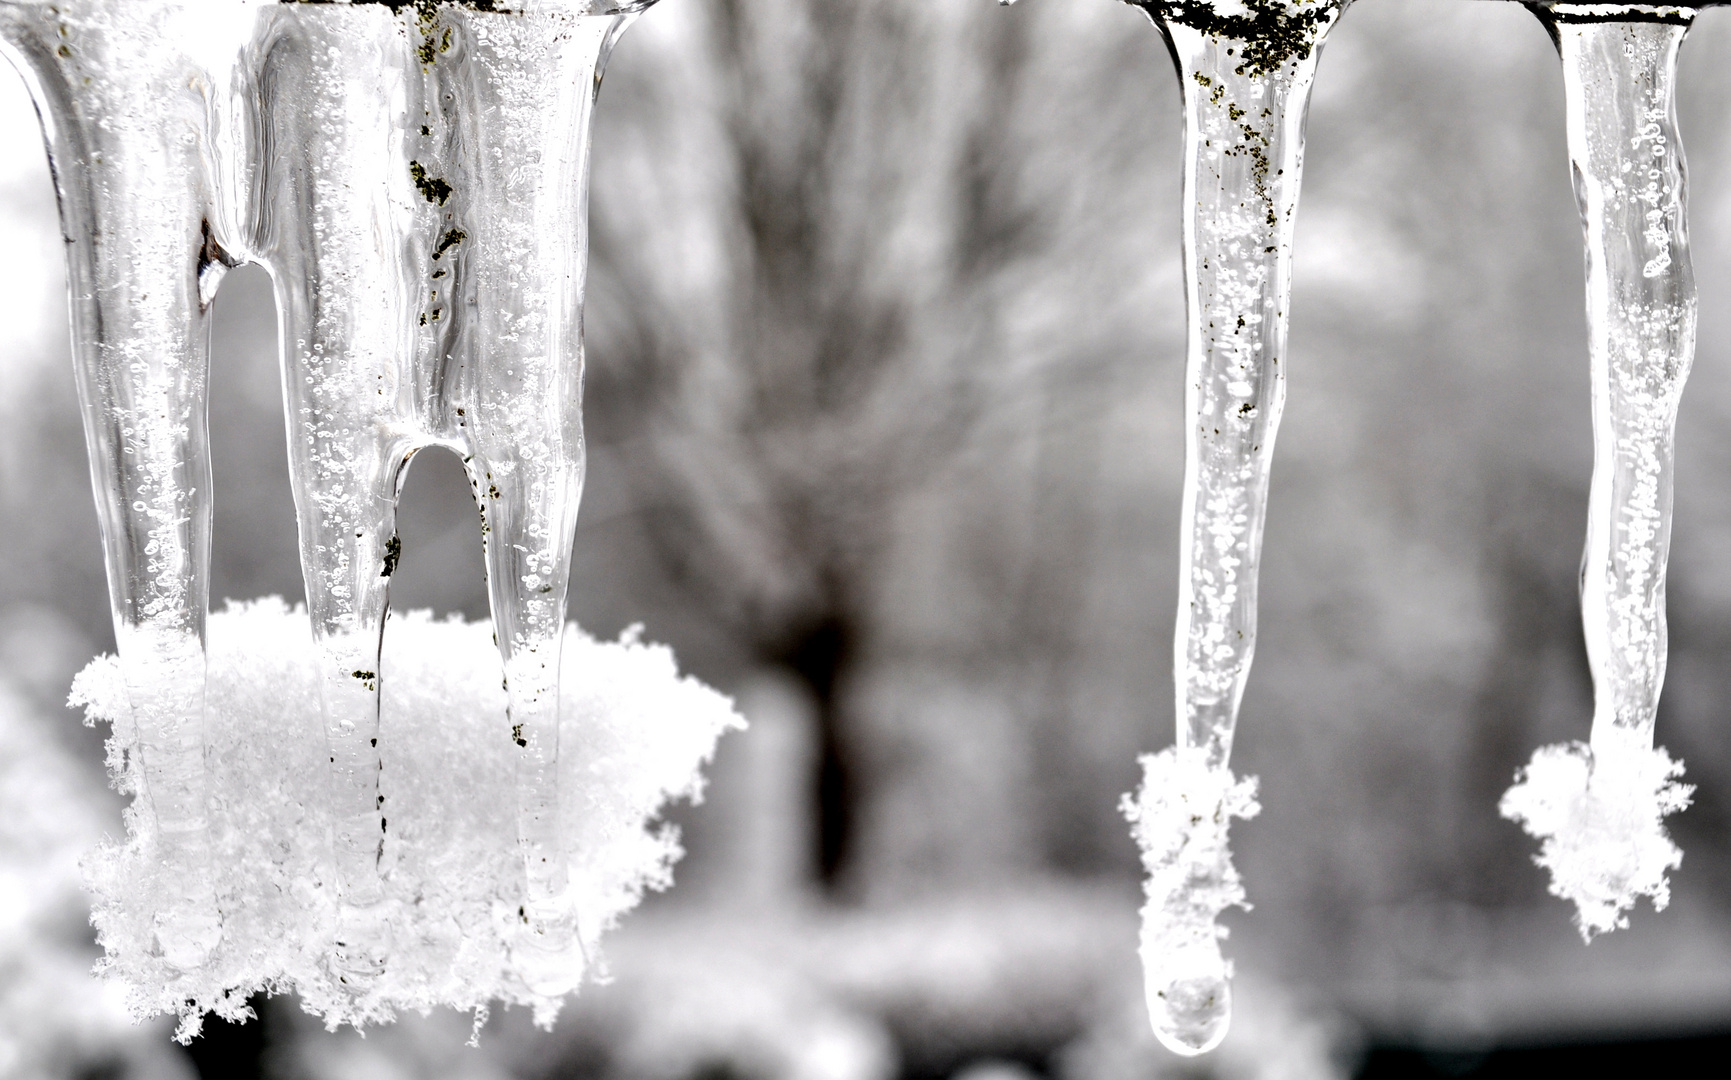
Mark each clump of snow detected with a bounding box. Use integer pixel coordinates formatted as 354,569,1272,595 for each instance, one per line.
1499,735,1692,940
69,597,742,1041
1120,747,1259,1057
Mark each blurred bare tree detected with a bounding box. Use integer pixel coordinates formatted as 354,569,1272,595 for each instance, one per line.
582,0,1181,892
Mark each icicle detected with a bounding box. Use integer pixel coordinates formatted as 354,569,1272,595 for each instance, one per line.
1500,3,1698,940
3,0,659,1005
0,0,262,971
251,0,642,991
1121,0,1346,1056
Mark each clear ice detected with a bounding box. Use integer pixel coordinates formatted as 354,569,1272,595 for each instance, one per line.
0,0,261,972
0,0,665,1008
251,0,644,993
1500,3,1698,940
1122,0,1346,1056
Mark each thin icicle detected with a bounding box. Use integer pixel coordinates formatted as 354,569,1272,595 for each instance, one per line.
1122,0,1345,1056
0,0,262,971
1501,3,1698,940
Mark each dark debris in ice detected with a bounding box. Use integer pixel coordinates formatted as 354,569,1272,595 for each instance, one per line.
1134,0,1339,77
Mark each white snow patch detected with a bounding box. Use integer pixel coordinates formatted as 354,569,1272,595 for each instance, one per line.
1499,736,1692,940
68,597,742,1040
1121,748,1260,1056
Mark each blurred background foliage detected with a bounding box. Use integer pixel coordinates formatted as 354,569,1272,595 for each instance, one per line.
5,0,1731,1077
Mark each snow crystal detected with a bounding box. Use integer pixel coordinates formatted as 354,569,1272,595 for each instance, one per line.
68,598,741,1041
1500,735,1692,941
1120,748,1260,1057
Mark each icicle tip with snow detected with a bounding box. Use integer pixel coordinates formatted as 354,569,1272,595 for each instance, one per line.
1504,8,1700,944
1122,748,1260,1056
1500,736,1692,941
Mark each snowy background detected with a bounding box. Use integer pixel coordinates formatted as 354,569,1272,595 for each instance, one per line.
5,0,1731,1076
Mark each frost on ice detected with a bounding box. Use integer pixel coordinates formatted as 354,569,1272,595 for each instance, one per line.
0,0,716,1028
71,599,741,1040
1503,4,1698,937
1120,0,1344,1056
1500,736,1691,940
1121,749,1259,1058
0,0,252,975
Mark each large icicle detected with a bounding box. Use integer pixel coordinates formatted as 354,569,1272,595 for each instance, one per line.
2,0,673,1014
1122,0,1345,1056
1500,3,1698,940
253,0,646,991
0,0,260,971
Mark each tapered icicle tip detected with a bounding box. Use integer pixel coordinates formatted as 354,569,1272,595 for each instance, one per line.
1122,748,1260,1055
1500,734,1693,940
